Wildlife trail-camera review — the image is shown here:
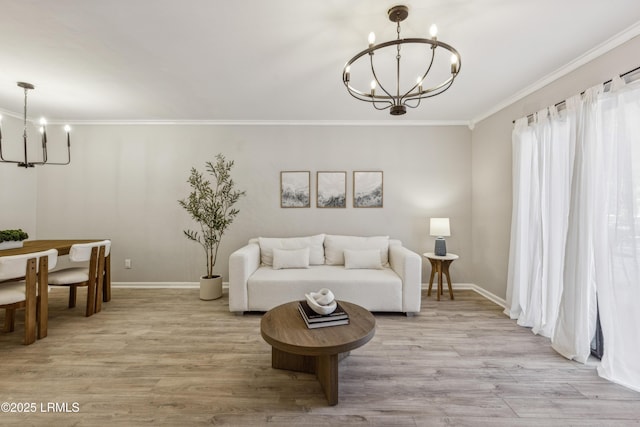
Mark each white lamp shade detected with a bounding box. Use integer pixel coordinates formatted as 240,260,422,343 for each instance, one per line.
430,218,450,237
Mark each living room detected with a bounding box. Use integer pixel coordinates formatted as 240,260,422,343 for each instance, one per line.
1,1,640,425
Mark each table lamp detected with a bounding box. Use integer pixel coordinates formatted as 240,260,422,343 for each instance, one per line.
430,218,450,256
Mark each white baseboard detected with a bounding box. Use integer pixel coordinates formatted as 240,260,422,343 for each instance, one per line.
113,281,506,308
112,282,201,289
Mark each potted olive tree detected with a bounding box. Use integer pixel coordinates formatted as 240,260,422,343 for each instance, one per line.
178,154,245,300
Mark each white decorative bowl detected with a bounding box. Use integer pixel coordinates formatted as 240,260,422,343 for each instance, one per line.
305,293,337,315
309,288,335,305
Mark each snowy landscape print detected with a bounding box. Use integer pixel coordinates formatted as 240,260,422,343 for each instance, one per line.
317,172,346,208
280,171,310,208
353,171,383,208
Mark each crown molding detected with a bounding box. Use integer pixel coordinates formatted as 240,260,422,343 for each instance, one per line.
0,108,22,120
47,119,469,127
0,111,468,127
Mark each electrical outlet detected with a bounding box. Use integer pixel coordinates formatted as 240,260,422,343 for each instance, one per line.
125,259,132,269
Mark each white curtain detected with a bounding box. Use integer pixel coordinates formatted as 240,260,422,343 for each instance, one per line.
552,86,603,362
505,117,541,322
507,77,640,391
592,77,640,391
506,106,574,338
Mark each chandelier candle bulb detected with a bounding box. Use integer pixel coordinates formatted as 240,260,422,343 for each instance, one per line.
64,125,71,146
39,118,47,144
368,31,375,47
451,55,459,74
429,24,438,39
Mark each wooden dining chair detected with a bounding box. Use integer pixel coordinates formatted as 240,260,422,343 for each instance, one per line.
0,249,58,344
47,240,111,317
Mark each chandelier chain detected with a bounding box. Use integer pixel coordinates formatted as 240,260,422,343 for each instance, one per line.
23,87,28,140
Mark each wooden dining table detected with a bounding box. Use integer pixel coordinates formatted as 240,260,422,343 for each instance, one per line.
1,239,112,300
0,239,111,341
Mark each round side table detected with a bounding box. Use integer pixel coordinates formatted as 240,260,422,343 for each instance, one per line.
423,252,459,301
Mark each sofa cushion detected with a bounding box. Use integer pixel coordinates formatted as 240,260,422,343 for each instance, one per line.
247,265,402,312
324,235,389,266
344,249,383,269
272,247,310,270
258,234,325,266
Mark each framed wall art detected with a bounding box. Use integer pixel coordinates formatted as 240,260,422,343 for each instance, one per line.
316,171,347,208
353,171,383,208
280,171,310,208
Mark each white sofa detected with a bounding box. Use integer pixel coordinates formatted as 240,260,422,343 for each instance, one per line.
228,234,422,315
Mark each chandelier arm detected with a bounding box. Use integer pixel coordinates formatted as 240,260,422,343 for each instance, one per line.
345,79,393,109
417,76,455,99
403,74,455,102
400,47,436,103
344,82,383,103
403,80,453,108
345,85,399,101
0,131,22,164
344,79,398,102
371,99,393,111
42,135,48,164
0,152,22,164
345,80,393,108
420,86,454,100
42,142,71,166
403,97,422,109
368,53,395,101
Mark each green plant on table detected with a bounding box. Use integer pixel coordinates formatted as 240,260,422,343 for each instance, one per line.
0,229,29,243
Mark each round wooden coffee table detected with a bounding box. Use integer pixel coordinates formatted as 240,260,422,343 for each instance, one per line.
260,300,375,405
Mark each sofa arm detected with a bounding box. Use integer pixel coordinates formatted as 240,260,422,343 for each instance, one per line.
389,245,422,313
228,242,260,313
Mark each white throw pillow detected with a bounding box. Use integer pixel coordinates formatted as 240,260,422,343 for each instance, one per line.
324,235,389,266
272,247,310,270
258,234,325,265
344,249,383,269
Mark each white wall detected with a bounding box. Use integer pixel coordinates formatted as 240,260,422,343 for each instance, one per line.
0,114,38,236
7,35,638,296
33,124,472,284
471,35,640,299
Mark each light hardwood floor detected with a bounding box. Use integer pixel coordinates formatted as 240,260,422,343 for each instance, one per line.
1,288,639,426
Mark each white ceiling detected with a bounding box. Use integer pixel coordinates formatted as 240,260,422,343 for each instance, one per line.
1,0,639,125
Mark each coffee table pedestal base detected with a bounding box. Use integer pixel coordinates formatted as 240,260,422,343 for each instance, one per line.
272,348,349,405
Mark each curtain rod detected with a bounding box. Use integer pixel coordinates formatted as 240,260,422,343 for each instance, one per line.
512,65,640,124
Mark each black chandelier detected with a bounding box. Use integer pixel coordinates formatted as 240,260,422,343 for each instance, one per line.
342,5,461,115
0,82,71,168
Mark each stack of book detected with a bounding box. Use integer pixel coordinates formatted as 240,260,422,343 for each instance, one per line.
297,300,349,329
